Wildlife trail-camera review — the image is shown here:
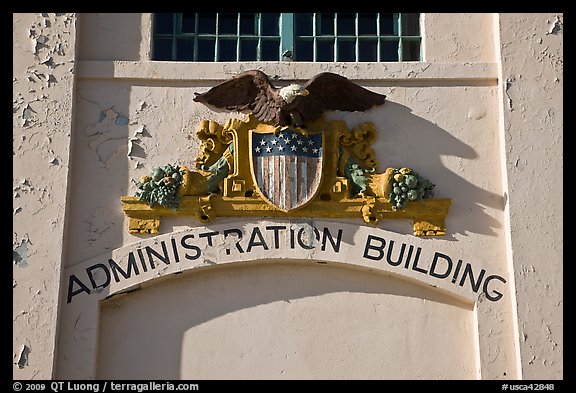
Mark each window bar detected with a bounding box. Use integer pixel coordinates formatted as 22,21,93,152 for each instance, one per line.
333,13,338,61
418,13,423,62
312,13,317,62
376,13,381,62
214,13,220,62
256,13,262,61
396,13,402,61
236,13,241,62
354,13,359,62
280,13,293,62
171,13,179,60
193,13,199,61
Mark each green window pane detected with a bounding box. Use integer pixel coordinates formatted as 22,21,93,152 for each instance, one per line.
380,40,399,61
337,13,355,35
317,39,334,61
261,40,280,60
402,39,420,61
294,39,313,61
176,38,194,60
295,13,313,36
317,13,334,35
218,40,237,61
337,40,355,61
261,13,280,36
240,13,256,35
358,13,377,35
240,39,257,60
181,13,196,33
197,13,216,34
197,38,215,61
402,13,420,36
155,13,174,34
153,38,173,60
358,40,377,61
219,13,238,35
379,13,395,35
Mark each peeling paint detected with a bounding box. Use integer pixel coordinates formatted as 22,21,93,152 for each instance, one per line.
13,236,32,267
14,12,78,378
16,345,30,369
87,108,123,136
84,108,133,167
504,78,514,111
127,137,139,157
547,16,562,35
133,125,150,138
21,104,35,126
115,114,129,126
127,137,146,159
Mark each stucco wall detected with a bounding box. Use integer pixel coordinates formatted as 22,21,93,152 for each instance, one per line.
97,263,477,379
12,12,562,380
495,13,563,379
59,12,516,379
423,13,496,62
13,13,77,379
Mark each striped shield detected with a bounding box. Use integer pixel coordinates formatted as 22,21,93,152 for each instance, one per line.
250,128,324,212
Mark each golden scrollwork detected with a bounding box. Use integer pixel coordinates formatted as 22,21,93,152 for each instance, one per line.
338,122,378,170
194,119,234,170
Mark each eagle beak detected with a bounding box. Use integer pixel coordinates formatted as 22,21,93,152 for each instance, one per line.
300,89,310,96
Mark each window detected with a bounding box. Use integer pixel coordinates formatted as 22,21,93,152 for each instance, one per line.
152,13,421,62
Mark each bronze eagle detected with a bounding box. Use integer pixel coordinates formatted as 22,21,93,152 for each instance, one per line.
193,70,386,128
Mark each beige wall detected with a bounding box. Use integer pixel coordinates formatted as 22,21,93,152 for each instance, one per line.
13,13,77,379
12,13,562,380
496,13,563,379
98,263,477,379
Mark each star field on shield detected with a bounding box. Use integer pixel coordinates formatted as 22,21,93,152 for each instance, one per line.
252,129,322,158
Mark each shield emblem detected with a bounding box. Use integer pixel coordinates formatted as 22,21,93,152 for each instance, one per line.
250,128,324,212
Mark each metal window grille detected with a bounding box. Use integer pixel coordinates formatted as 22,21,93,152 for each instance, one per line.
152,13,421,62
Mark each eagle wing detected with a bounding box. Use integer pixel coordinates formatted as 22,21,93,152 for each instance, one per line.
291,72,386,123
193,70,281,123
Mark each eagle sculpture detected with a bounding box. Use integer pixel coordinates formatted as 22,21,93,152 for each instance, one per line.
193,70,386,128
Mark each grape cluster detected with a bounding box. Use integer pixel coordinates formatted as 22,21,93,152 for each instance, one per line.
388,167,435,210
135,164,185,209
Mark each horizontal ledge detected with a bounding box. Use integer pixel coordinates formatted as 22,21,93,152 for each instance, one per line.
121,195,452,218
77,61,498,85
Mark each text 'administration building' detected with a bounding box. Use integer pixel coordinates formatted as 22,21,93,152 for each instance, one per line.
13,13,562,380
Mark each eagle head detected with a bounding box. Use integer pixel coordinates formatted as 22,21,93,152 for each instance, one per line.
279,84,309,103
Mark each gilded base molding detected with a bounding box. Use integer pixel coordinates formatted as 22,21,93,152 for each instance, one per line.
121,194,451,236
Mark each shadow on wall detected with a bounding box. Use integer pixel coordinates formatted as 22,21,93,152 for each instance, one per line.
64,75,133,266
96,261,475,379
369,101,505,238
